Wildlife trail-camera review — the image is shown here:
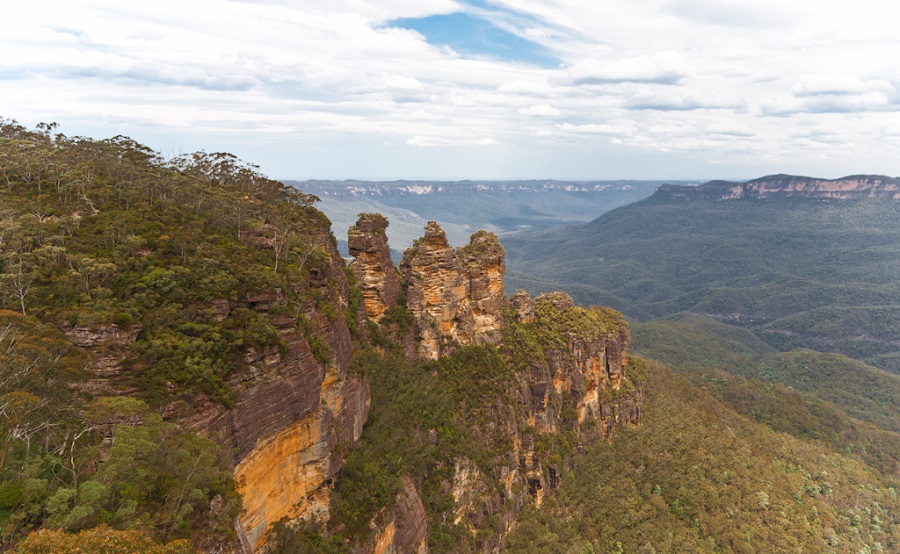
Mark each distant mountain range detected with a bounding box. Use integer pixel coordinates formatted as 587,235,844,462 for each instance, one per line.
284,179,684,257
504,174,900,373
288,179,677,196
657,173,900,200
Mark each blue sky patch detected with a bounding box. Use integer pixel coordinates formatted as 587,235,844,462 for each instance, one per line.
387,11,560,68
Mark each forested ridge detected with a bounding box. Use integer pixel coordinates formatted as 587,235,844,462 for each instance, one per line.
0,118,332,550
2,119,898,553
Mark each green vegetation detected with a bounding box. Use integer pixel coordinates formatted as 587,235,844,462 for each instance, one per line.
506,358,900,553
0,119,331,403
275,345,517,553
7,118,899,553
13,524,194,553
633,315,900,477
276,300,638,553
504,192,900,372
0,119,345,549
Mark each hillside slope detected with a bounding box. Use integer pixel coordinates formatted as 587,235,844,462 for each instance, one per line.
505,358,900,553
505,176,900,372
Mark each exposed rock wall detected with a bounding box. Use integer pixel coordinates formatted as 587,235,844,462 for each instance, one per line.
348,213,402,321
447,291,641,550
62,323,143,396
355,222,641,553
166,234,368,551
657,174,900,201
400,222,505,359
358,476,429,554
66,228,370,552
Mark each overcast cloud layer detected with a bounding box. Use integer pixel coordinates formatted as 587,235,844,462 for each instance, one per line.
3,0,899,180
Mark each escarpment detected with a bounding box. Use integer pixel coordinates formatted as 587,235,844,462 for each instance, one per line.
190,235,369,551
346,218,642,553
348,213,402,322
399,221,506,359
58,208,640,554
657,174,900,201
64,227,370,552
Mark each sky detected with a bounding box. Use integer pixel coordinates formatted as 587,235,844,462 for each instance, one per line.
3,0,900,181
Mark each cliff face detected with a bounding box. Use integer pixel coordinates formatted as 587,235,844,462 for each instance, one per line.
350,221,642,553
516,291,639,436
209,236,369,551
400,221,505,360
63,215,640,554
657,174,900,201
458,290,641,545
67,231,370,552
348,214,402,322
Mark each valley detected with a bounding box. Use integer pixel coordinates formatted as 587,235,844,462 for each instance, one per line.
1,122,898,553
288,179,672,258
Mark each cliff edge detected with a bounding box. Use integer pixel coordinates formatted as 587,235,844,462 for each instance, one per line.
656,174,900,200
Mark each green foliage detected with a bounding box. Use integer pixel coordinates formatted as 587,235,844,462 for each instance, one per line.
633,315,900,476
1,391,239,548
14,525,194,553
0,120,351,549
316,346,516,552
505,358,900,553
0,120,336,405
505,194,900,371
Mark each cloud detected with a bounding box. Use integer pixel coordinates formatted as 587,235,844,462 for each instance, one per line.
667,0,794,28
625,88,745,111
706,123,755,137
557,122,633,135
791,75,893,97
407,135,497,147
762,90,898,115
497,80,554,96
2,0,898,179
519,104,561,116
790,130,848,145
564,52,688,85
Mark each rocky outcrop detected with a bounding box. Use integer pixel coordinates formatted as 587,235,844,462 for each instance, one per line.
519,291,640,437
348,213,402,321
359,476,429,554
62,323,143,396
358,223,642,553
400,222,505,359
65,227,370,552
175,236,369,551
453,291,640,549
657,174,900,201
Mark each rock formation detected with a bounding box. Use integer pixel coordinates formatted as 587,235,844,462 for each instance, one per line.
348,213,402,321
657,174,900,201
355,221,641,552
516,291,640,437
64,215,638,553
206,237,369,550
67,232,370,552
399,222,505,359
447,290,641,545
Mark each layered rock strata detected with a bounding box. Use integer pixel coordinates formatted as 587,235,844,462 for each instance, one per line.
66,230,370,552
446,291,641,548
356,476,429,554
356,221,641,553
399,222,505,359
174,235,369,551
348,213,402,321
658,174,900,201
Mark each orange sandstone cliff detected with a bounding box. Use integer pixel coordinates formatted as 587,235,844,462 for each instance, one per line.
349,218,642,552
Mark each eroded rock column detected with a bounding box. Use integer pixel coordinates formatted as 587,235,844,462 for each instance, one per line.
348,213,401,321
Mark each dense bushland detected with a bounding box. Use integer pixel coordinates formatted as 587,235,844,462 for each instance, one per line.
0,119,336,549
